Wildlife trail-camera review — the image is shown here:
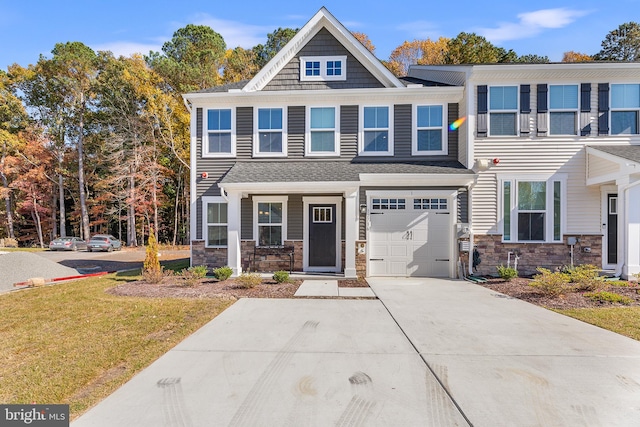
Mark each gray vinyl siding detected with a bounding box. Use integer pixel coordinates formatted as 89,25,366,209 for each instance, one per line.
241,198,252,240
394,104,412,157
264,28,384,91
288,195,304,240
236,107,253,160
340,105,358,158
288,106,305,159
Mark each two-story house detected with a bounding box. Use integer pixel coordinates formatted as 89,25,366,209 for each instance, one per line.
409,63,640,279
183,8,475,278
184,8,640,280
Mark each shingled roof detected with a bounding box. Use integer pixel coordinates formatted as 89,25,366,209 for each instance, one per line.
220,161,473,184
589,145,640,164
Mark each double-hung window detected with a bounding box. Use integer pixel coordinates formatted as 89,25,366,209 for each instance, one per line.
255,108,285,156
202,197,227,247
611,84,640,135
549,85,578,135
501,176,564,243
205,109,234,157
361,106,392,155
254,197,287,247
300,56,347,81
307,107,339,155
413,105,445,155
489,86,517,136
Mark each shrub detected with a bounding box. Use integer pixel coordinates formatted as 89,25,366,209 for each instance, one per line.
235,272,263,288
497,265,518,281
585,291,633,305
179,269,201,287
188,265,208,279
272,270,290,283
213,266,233,281
529,268,570,297
0,238,18,248
565,264,605,291
142,267,165,284
143,227,161,278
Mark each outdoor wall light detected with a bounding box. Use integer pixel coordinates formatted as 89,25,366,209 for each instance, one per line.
359,204,367,214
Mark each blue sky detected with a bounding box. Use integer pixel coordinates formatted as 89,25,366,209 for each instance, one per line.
1,0,639,71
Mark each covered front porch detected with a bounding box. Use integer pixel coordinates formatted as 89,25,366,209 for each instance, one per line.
586,145,640,279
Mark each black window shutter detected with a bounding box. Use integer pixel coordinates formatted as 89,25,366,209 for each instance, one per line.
581,84,591,112
537,84,548,113
520,85,531,113
598,83,609,135
477,85,488,113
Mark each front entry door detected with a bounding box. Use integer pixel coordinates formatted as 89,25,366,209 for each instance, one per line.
309,204,336,267
607,194,618,265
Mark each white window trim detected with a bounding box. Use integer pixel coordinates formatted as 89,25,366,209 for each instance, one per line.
253,196,288,246
254,107,287,158
305,105,340,157
412,104,447,156
300,56,347,82
202,196,227,248
549,84,579,136
359,104,394,156
487,86,519,137
203,108,235,158
498,174,567,243
610,83,640,135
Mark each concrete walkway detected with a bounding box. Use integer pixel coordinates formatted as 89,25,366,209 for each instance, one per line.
294,279,376,298
72,278,640,426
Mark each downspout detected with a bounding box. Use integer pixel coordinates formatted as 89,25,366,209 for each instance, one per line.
616,177,640,277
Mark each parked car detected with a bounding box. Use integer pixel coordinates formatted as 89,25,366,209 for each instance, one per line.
87,234,122,252
48,237,88,251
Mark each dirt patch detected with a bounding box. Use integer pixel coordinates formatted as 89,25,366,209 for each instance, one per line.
476,277,640,309
108,277,304,300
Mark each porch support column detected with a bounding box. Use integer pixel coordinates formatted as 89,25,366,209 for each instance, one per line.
344,189,358,278
622,178,640,280
226,190,242,277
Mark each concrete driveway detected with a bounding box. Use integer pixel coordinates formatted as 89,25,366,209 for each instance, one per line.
73,278,640,426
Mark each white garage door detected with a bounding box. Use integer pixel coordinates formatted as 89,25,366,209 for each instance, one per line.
369,197,451,277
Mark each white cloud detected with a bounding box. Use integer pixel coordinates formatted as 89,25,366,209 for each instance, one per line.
396,21,441,40
477,8,590,42
92,41,163,58
192,14,273,48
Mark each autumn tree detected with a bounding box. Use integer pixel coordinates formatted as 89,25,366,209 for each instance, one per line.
594,22,640,61
445,33,516,64
562,51,593,62
252,27,298,68
352,32,376,54
386,38,449,76
147,24,226,92
223,47,260,83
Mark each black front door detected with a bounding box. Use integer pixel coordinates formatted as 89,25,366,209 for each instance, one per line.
607,194,618,265
309,204,336,267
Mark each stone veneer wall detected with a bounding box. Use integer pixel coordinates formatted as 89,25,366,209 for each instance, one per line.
473,234,603,277
356,241,367,278
191,241,227,271
241,240,303,272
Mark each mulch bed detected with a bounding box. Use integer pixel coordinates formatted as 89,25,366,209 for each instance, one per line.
476,277,640,309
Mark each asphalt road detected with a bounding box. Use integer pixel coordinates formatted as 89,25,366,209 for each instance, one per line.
36,248,190,274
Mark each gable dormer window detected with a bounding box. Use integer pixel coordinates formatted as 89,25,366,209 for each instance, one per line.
300,56,347,82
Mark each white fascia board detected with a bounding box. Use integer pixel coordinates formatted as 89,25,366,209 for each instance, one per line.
219,181,361,194
184,86,464,106
359,173,476,187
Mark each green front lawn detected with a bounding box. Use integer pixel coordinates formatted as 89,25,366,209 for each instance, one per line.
0,273,233,419
555,307,640,341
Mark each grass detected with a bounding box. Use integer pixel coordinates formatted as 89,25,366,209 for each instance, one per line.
0,272,233,420
555,307,640,341
0,247,47,252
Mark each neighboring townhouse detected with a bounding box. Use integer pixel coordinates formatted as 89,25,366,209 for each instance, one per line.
409,63,640,279
183,8,475,278
184,7,640,280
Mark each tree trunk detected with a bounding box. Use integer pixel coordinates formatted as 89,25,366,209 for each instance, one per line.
58,155,66,237
127,173,137,246
1,142,15,239
77,99,91,240
52,190,57,238
32,190,44,248
172,171,182,246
